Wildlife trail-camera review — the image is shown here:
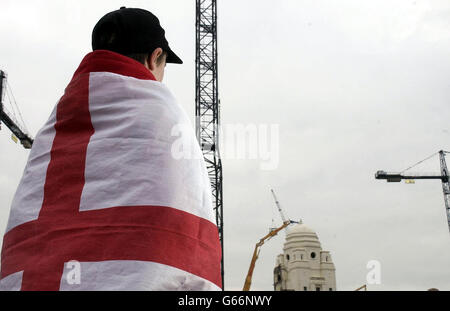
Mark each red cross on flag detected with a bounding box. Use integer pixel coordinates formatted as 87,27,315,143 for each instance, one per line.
0,50,222,291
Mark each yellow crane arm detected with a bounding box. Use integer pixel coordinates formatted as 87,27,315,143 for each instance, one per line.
243,221,291,291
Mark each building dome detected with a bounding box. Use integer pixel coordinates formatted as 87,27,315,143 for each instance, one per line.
285,223,321,249
287,223,315,235
274,221,336,291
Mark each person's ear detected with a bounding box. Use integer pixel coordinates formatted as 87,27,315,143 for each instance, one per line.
148,48,163,71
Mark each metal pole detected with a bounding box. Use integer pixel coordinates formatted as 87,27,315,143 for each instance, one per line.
196,0,224,289
0,70,5,122
439,150,450,232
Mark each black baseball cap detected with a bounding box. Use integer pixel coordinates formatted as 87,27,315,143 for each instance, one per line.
92,7,182,64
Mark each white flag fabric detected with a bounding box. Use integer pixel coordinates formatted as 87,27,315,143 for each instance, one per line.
0,50,222,291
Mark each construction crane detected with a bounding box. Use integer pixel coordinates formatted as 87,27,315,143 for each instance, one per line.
270,188,300,229
195,0,224,288
271,189,288,223
375,150,450,233
0,70,33,149
243,220,293,291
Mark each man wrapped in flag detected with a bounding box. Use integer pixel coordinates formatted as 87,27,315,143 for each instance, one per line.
0,7,222,291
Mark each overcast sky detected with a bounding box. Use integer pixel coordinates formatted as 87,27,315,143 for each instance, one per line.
1,0,450,291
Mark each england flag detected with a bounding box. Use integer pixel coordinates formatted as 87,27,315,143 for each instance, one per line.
0,50,222,291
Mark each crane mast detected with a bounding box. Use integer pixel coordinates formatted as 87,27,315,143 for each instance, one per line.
439,151,450,231
375,150,450,233
195,0,224,288
0,70,33,149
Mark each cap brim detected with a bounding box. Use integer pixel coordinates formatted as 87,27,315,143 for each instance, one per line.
166,48,183,64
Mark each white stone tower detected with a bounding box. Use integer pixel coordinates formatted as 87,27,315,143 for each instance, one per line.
273,222,336,291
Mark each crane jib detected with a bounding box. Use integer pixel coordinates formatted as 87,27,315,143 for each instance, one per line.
375,151,450,233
